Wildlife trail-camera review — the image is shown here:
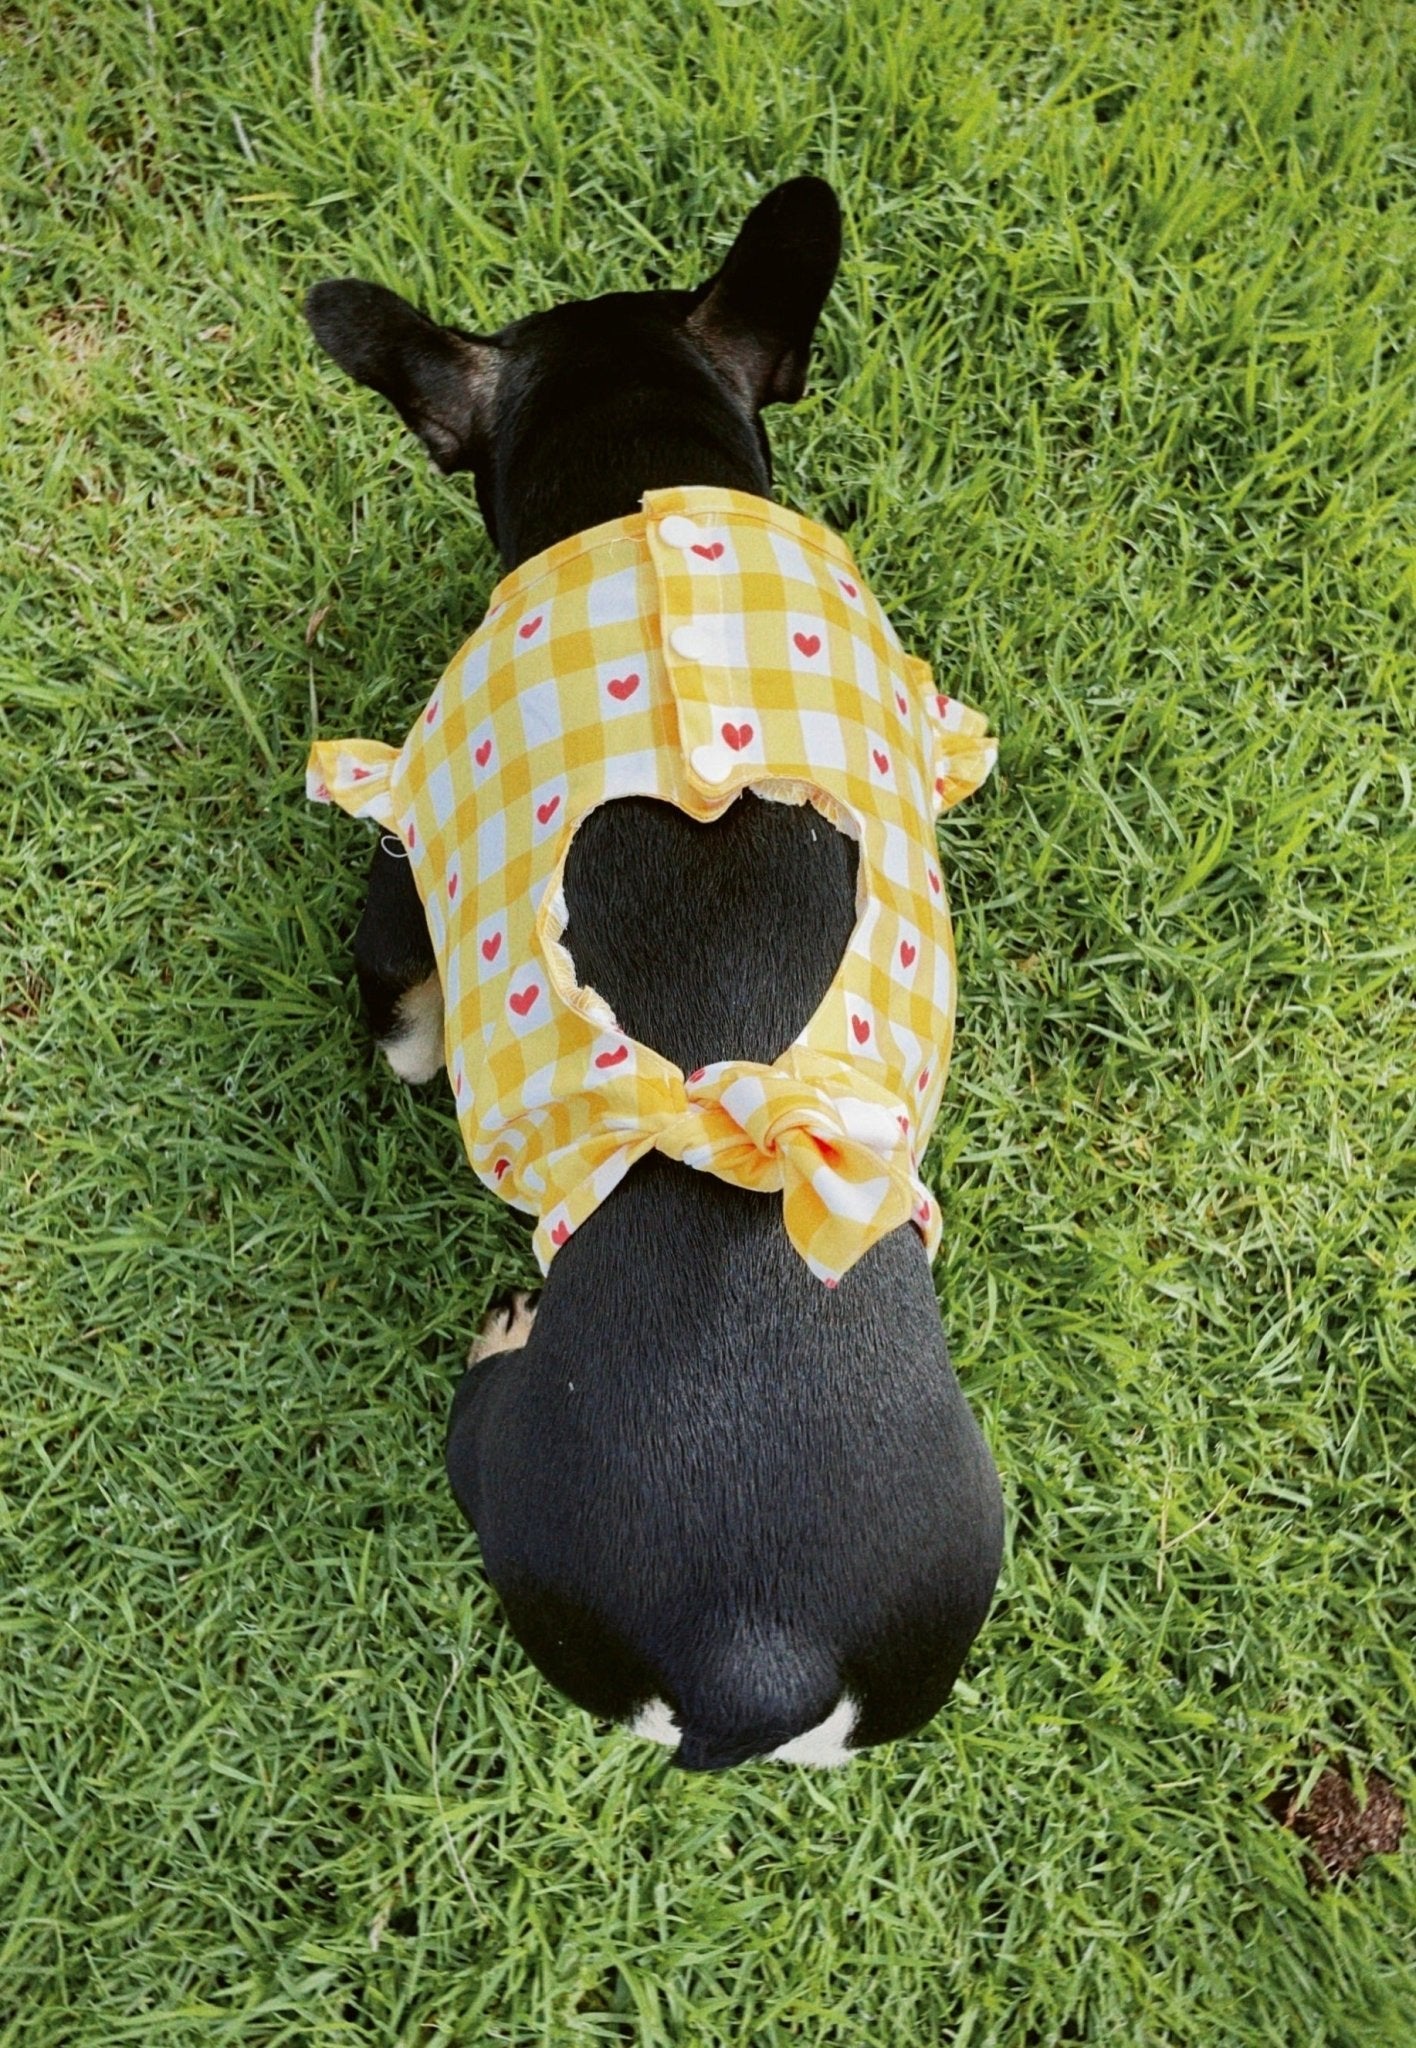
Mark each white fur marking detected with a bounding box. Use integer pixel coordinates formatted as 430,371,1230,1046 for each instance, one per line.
769,1693,858,1766
382,972,444,1085
626,1693,859,1767
628,1698,681,1749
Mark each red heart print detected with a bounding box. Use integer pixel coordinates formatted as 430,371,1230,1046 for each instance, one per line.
794,632,821,657
595,1045,628,1069
454,1070,463,1096
607,672,640,701
934,693,951,717
425,699,439,725
688,1067,706,1083
839,578,857,599
475,739,493,768
916,1197,931,1224
935,776,946,797
928,869,941,895
551,1220,570,1247
493,1157,510,1180
509,984,539,1016
873,749,890,775
823,1276,839,1290
722,722,754,752
851,1015,870,1045
314,782,329,801
481,932,502,962
447,872,458,901
351,766,370,782
897,1113,910,1135
917,1067,931,1092
900,940,917,968
406,821,416,848
691,541,724,560
536,794,561,824
896,692,908,715
518,614,543,640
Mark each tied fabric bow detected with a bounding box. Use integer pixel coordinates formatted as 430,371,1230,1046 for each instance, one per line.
519,1059,937,1284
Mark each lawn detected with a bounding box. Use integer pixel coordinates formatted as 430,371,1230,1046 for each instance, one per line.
3,1,1413,2042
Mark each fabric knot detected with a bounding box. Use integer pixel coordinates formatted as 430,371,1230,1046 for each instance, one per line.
649,1060,924,1283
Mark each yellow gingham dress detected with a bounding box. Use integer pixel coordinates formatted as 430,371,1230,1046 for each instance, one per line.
308,487,996,1285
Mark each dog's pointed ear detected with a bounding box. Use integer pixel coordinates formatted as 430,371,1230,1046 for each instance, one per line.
686,177,841,412
304,280,500,472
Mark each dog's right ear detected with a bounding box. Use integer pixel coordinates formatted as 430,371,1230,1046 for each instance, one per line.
304,280,500,473
686,177,842,413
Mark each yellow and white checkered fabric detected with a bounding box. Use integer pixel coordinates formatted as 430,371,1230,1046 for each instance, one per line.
307,486,996,1284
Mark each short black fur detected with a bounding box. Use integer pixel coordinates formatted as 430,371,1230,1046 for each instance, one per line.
306,178,1004,1771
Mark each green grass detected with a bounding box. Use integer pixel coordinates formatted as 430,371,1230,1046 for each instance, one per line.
3,1,1414,2041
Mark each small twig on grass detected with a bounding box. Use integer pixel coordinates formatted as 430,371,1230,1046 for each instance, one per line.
311,3,326,108
430,1652,486,1923
16,538,98,587
1157,1483,1243,1591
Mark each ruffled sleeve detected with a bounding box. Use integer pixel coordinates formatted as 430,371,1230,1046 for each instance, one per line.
305,738,400,828
911,662,998,814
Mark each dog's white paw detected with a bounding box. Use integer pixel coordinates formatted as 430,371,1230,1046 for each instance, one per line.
380,972,444,1085
627,1693,859,1767
468,1290,539,1367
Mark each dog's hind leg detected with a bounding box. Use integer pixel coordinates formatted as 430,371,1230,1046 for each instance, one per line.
353,834,444,1083
467,1289,539,1367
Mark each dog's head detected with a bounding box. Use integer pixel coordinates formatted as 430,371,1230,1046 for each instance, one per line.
304,177,841,566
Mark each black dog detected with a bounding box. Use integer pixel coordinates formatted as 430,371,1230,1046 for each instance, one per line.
306,178,1003,1771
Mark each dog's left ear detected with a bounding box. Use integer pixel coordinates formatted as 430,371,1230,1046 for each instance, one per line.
304,279,501,472
686,176,841,412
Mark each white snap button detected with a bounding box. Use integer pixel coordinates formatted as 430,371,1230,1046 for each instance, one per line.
691,743,734,784
670,622,722,664
657,515,701,549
